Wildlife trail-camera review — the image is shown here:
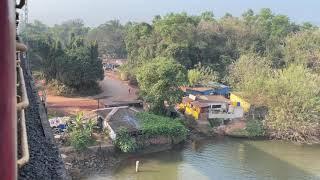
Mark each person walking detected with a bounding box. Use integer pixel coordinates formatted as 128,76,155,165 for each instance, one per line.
128,88,131,94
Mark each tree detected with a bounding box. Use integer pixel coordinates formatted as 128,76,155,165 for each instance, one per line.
228,53,320,143
20,21,103,95
188,69,202,86
51,19,89,47
227,53,272,103
188,63,218,86
200,11,215,21
265,65,320,143
87,20,127,58
57,37,104,93
153,13,198,68
136,57,187,114
124,22,154,64
284,29,320,73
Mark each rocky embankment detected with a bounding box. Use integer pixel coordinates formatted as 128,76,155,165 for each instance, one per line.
19,59,68,179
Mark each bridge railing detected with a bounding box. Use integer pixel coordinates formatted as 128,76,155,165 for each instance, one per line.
16,43,30,168
16,0,30,168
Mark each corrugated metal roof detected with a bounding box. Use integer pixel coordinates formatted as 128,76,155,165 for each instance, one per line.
98,107,140,133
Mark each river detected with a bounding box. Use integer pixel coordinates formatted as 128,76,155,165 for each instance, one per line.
87,137,320,180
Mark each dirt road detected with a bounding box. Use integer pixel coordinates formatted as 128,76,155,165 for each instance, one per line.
96,73,138,102
47,72,138,115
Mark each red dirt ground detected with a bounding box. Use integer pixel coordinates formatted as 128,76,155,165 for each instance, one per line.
46,71,138,116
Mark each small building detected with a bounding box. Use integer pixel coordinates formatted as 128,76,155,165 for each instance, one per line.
179,95,231,120
96,106,140,140
178,93,246,121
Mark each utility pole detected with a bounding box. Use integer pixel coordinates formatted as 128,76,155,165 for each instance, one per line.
21,0,31,71
24,0,28,24
18,0,28,34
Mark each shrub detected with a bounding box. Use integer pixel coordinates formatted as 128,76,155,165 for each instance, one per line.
68,113,95,151
114,128,137,152
208,118,223,128
136,112,188,140
47,80,75,96
264,65,320,143
246,119,265,137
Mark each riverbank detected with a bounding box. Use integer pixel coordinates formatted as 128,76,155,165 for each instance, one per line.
60,122,207,179
58,107,266,179
60,138,189,179
87,137,320,180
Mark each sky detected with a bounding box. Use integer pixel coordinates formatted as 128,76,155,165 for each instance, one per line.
28,0,320,27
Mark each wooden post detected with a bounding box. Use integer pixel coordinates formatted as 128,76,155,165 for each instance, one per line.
135,161,140,172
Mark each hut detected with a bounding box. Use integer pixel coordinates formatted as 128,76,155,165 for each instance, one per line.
96,106,140,140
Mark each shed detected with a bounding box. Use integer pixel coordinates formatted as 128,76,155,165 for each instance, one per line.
96,107,140,140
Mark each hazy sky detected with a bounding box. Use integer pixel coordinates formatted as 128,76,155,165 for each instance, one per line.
28,0,320,27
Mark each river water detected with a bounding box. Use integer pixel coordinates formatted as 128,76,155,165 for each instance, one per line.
87,137,320,180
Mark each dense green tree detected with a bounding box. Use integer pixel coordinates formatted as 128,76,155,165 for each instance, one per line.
227,53,272,102
188,63,218,86
284,29,320,73
228,53,320,143
265,65,320,143
124,9,303,80
87,20,127,58
125,22,154,64
51,19,89,46
136,57,187,114
21,21,103,95
57,37,104,91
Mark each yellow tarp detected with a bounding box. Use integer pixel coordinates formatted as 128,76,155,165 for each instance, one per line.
185,106,199,120
230,93,251,112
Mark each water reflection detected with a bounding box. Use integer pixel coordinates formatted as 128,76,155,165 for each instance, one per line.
87,138,320,180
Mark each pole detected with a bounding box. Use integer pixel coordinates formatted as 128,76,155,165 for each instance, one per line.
96,98,100,121
0,0,17,179
135,161,140,172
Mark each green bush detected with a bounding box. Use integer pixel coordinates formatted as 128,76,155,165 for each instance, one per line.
246,119,266,137
114,128,137,152
114,113,187,153
68,113,95,151
136,112,188,140
208,118,223,128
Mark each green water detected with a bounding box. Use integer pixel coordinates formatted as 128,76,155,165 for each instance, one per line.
88,137,320,180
